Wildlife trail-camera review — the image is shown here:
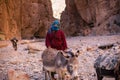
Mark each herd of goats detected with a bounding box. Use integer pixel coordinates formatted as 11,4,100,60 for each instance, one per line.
10,38,120,80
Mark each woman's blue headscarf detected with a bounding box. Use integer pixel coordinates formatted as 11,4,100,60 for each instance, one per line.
51,20,60,31
48,20,60,33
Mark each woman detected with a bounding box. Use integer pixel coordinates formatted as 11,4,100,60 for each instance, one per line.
45,20,67,50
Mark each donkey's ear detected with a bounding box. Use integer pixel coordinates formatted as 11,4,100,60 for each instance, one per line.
60,51,71,59
77,50,79,53
75,50,81,57
59,51,66,55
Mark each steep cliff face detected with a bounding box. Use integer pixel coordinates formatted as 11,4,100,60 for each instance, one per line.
21,0,53,39
0,0,53,40
61,0,120,36
0,0,21,40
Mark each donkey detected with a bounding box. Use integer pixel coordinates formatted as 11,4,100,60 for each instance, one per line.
10,37,18,51
41,48,80,80
94,54,120,80
95,63,120,80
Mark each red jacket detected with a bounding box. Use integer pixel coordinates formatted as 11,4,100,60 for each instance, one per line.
45,30,67,50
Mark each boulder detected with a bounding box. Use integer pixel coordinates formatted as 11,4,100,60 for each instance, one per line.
8,69,30,80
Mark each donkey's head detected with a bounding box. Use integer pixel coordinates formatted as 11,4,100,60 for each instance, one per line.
10,37,18,51
67,50,80,79
58,50,80,80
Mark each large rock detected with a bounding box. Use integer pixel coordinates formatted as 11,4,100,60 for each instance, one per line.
8,69,30,80
0,41,9,48
0,71,6,80
61,0,120,36
0,0,53,40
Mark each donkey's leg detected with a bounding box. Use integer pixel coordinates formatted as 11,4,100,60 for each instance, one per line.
13,45,17,51
56,70,63,80
96,69,103,80
43,67,49,80
115,64,120,80
45,71,49,80
115,72,120,80
13,42,17,51
49,72,56,80
97,74,103,80
51,72,57,80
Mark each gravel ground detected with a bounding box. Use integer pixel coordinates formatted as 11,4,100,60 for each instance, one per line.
0,35,120,80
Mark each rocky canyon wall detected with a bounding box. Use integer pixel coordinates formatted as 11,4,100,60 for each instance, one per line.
61,0,120,36
0,0,53,40
0,0,120,40
0,0,21,40
21,0,53,39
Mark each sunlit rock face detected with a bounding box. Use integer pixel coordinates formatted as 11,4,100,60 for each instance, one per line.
0,0,21,40
61,0,120,36
0,0,53,40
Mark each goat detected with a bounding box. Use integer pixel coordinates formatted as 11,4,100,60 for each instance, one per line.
10,37,18,51
41,48,80,80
